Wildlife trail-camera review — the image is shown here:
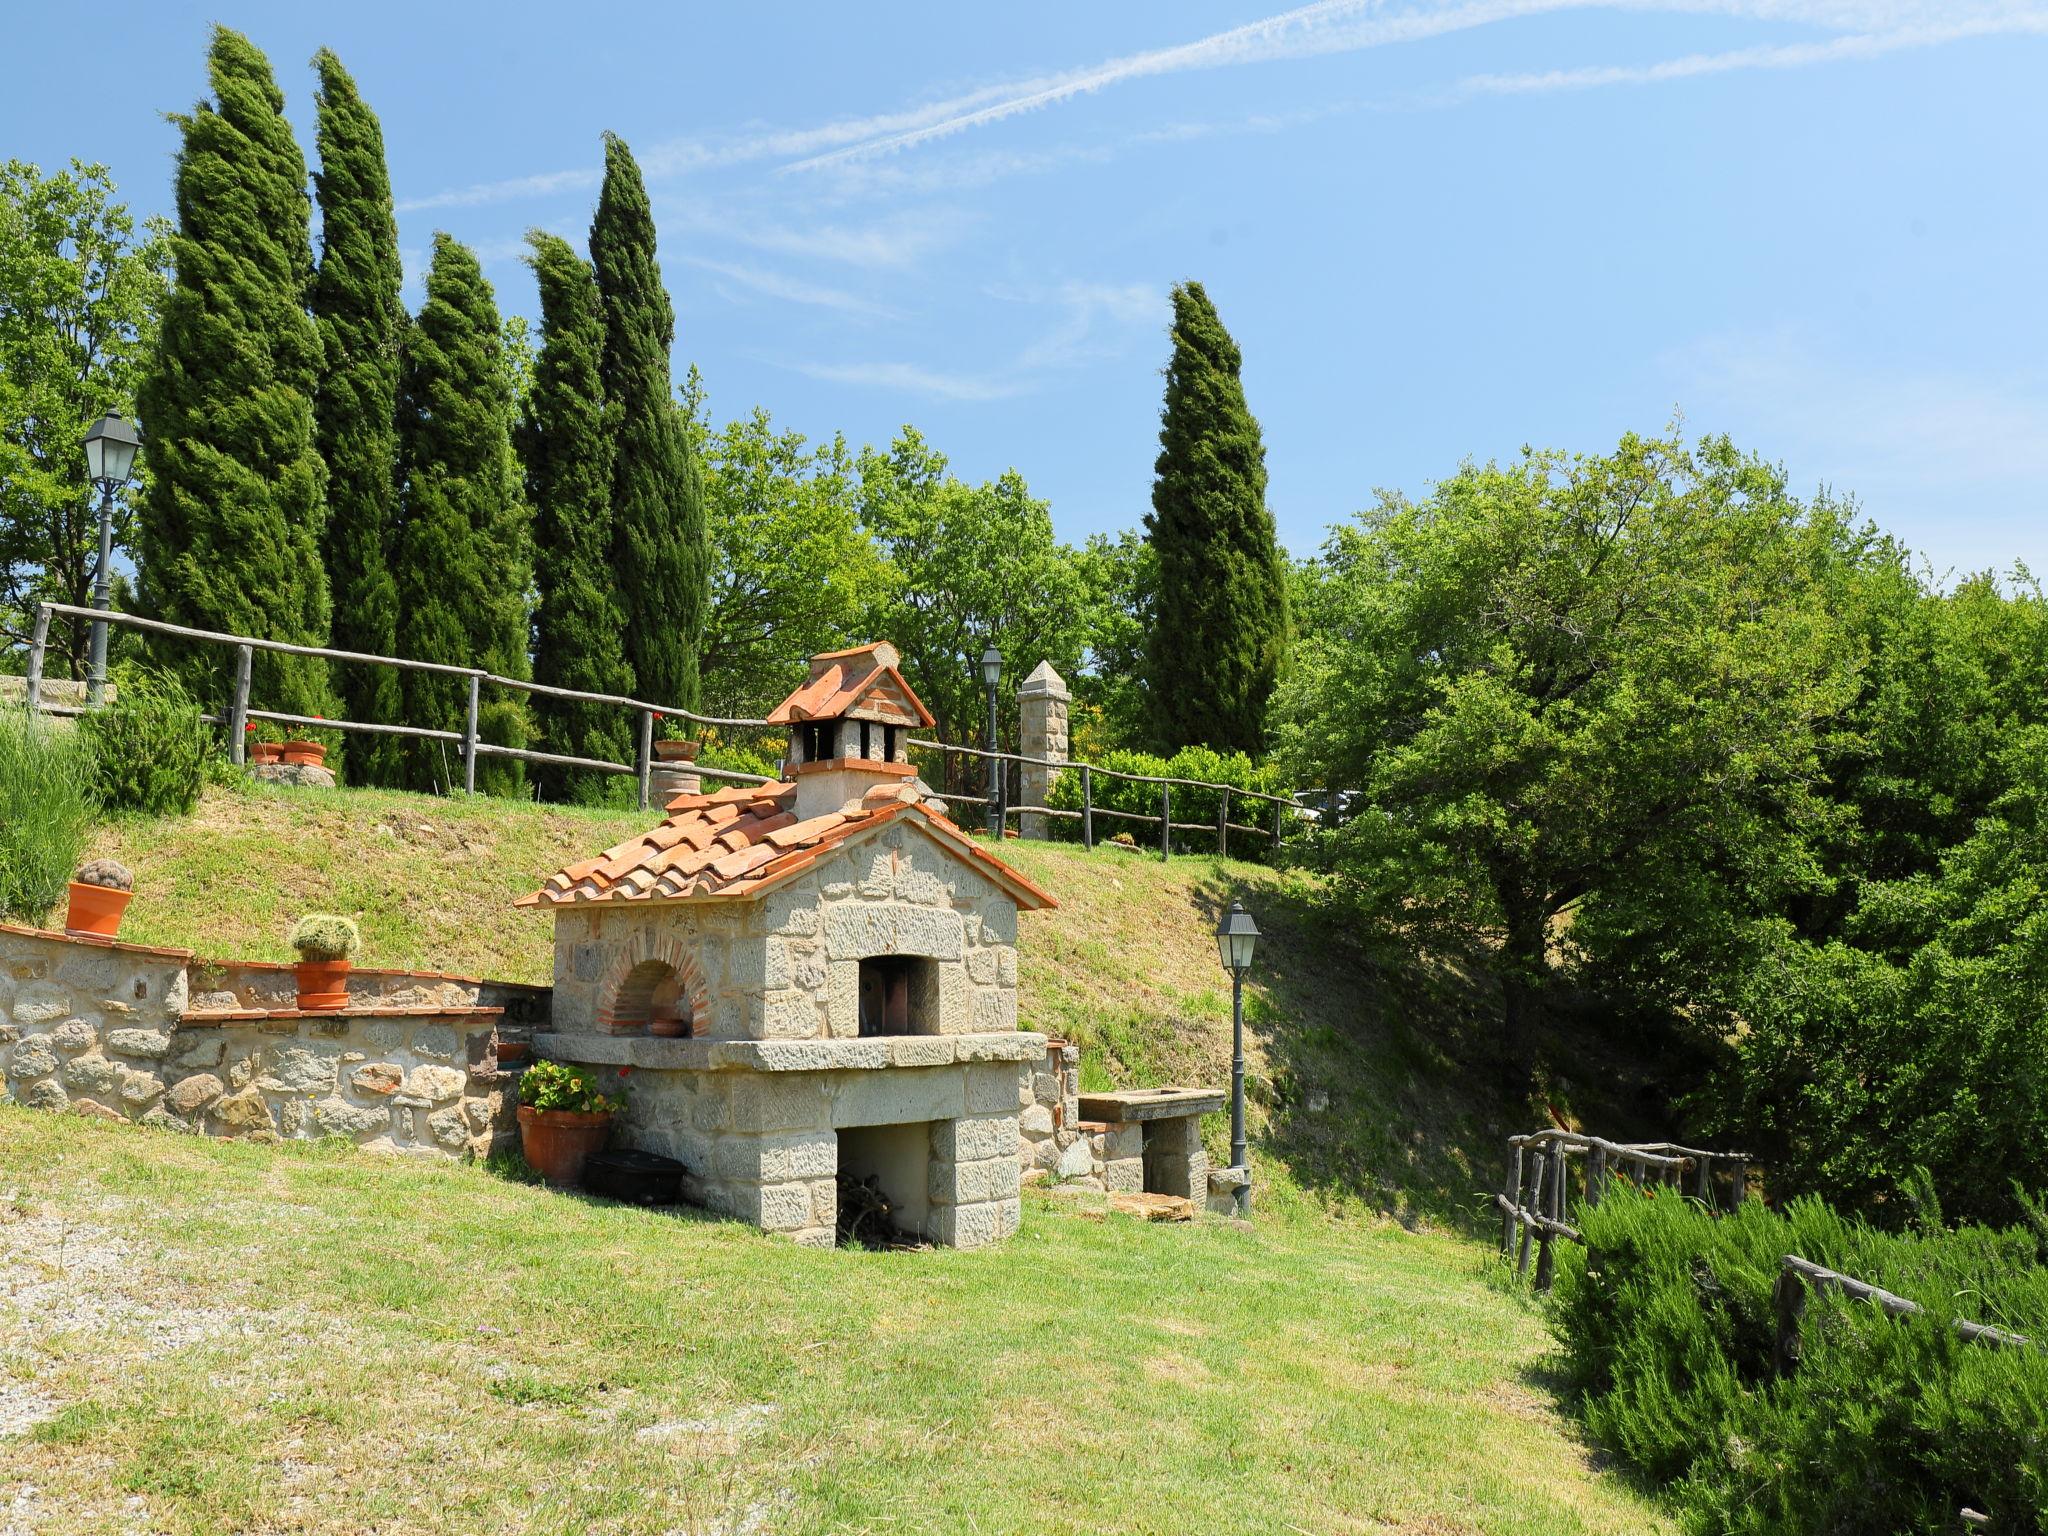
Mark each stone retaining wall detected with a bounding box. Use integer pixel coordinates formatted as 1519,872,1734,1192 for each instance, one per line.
0,924,522,1159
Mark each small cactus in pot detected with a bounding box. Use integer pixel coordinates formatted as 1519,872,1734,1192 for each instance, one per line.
288,914,360,1011
65,858,135,940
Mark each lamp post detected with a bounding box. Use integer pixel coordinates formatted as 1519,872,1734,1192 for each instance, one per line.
1215,901,1260,1216
80,413,143,707
981,644,1003,837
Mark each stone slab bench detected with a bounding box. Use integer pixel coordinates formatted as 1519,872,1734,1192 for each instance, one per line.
1076,1087,1225,1122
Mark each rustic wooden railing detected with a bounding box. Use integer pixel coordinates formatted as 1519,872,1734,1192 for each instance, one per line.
18,601,1332,837
21,602,774,809
910,737,1294,859
1498,1128,1753,1289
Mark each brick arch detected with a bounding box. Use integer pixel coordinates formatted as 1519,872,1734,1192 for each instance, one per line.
595,930,711,1036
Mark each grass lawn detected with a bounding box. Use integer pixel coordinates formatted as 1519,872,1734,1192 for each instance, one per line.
0,1111,1666,1535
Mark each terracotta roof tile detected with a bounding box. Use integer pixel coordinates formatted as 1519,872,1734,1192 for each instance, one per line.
517,773,1055,911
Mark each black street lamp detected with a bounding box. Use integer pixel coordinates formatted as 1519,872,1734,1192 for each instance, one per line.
80,413,143,707
981,644,1003,837
1215,900,1260,1216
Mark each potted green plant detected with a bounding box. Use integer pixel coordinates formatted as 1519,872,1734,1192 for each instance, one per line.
247,721,286,765
516,1060,625,1187
281,719,339,768
651,712,698,765
65,858,134,939
288,914,359,1010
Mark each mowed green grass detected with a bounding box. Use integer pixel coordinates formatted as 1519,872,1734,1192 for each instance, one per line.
0,1112,1666,1535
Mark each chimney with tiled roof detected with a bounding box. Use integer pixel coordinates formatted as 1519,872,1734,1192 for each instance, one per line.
768,641,938,821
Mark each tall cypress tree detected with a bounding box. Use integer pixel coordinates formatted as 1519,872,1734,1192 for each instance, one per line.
393,234,525,790
589,132,706,711
136,26,332,717
520,232,633,802
310,47,404,783
1142,280,1289,755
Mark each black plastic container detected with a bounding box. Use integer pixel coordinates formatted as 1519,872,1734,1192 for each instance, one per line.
582,1149,686,1205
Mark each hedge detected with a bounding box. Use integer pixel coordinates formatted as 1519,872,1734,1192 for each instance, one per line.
1550,1188,2048,1534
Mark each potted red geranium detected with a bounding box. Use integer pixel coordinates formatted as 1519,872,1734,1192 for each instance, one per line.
651,712,698,765
516,1060,625,1187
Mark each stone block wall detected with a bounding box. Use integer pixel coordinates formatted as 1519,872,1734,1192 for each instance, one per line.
1018,1037,1086,1184
0,924,517,1160
547,821,1020,1044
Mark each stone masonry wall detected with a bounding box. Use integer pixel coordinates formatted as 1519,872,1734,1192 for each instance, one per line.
1017,1037,1086,1184
0,925,517,1160
548,820,1020,1044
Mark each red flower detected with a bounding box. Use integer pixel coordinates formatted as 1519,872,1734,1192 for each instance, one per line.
618,1066,634,1078
244,723,256,732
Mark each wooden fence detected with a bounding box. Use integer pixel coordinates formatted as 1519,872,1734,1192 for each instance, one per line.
908,737,1295,859
18,601,1324,842
1497,1128,1753,1290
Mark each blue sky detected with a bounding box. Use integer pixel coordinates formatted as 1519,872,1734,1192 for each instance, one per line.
9,2,2048,575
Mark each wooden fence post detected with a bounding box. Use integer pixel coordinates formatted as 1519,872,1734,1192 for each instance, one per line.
1587,1143,1608,1208
462,675,481,794
1080,763,1094,850
25,605,49,714
1217,786,1229,858
1501,1140,1523,1254
635,707,654,811
1692,1155,1713,1209
1772,1264,1808,1378
1535,1149,1562,1290
1271,793,1284,851
228,644,253,765
1517,1151,1542,1278
1160,782,1171,861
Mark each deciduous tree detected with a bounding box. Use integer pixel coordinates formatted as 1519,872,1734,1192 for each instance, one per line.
0,159,166,677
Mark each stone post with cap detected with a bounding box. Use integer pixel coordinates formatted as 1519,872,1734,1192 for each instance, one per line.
1016,661,1071,840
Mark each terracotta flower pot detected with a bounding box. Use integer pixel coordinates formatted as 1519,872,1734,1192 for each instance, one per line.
294,957,351,1011
496,1039,530,1065
251,741,284,765
281,740,327,767
517,1105,613,1187
64,882,133,940
652,739,699,764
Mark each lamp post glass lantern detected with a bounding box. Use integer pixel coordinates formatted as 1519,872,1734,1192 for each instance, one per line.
1215,901,1259,1215
80,414,143,707
981,645,1003,837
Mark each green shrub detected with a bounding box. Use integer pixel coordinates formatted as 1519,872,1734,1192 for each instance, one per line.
518,1059,623,1114
77,672,207,816
0,710,95,923
477,698,529,799
1043,746,1296,859
1551,1188,2048,1533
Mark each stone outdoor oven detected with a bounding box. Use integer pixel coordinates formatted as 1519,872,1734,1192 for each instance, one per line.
522,642,1057,1248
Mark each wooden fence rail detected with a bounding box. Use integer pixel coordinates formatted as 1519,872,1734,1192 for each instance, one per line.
18,601,1337,833
1498,1128,1752,1290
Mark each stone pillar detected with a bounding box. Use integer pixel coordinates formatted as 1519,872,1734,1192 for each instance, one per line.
1016,662,1071,840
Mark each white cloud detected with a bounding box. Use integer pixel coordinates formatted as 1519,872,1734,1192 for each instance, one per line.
661,200,970,270
784,359,1028,402
1667,327,2048,571
682,256,897,317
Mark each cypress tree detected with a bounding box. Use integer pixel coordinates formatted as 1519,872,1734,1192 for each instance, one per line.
520,232,633,802
136,26,332,717
393,234,527,791
310,47,404,783
1142,280,1289,755
589,132,706,711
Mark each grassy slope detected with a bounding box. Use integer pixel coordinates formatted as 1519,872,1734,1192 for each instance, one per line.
0,1116,1664,1535
0,781,1677,1531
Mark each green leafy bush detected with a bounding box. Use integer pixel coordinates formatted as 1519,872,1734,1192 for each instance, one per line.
287,914,360,961
1551,1188,2048,1533
518,1059,623,1115
1042,746,1295,859
0,710,95,923
77,673,207,816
